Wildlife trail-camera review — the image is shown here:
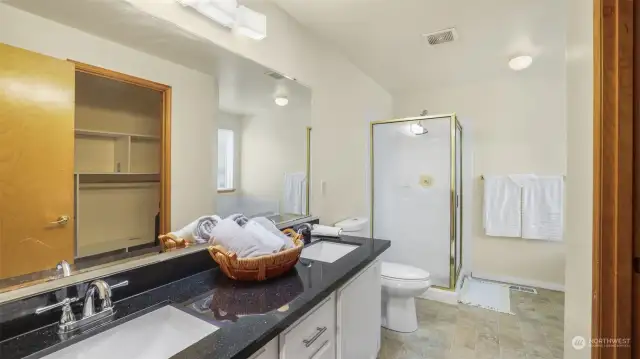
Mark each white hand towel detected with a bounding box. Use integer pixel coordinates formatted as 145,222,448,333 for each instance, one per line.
311,224,342,237
252,216,295,249
483,176,522,237
244,220,287,253
521,176,564,241
209,219,275,258
284,172,306,215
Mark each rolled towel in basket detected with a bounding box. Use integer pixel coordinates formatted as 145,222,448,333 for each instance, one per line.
227,213,249,227
193,215,221,243
170,215,221,244
244,220,291,252
209,219,277,258
251,217,295,249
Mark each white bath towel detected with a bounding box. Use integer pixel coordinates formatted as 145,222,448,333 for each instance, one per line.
227,213,249,227
483,176,522,237
244,220,289,253
521,176,564,241
171,215,222,244
252,216,295,249
283,172,306,215
209,218,277,258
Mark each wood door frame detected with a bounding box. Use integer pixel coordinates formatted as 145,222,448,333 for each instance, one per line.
69,61,172,234
592,0,635,358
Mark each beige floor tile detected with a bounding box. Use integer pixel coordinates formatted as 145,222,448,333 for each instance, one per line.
379,288,564,359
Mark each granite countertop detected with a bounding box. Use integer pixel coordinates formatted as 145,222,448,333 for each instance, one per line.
0,236,389,359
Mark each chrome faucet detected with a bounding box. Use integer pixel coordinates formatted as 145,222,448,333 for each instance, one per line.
36,279,128,333
56,260,72,278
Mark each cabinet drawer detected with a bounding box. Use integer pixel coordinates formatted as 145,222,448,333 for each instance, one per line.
280,293,336,359
248,337,278,359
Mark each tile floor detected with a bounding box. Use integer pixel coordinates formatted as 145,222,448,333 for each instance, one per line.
379,288,564,359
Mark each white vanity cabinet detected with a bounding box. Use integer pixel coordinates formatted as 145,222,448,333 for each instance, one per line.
275,258,382,359
279,293,336,359
249,338,279,359
336,260,382,359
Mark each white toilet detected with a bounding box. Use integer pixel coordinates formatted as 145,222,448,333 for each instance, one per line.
335,217,432,333
380,262,431,332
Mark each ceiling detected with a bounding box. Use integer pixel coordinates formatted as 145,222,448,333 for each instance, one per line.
4,0,310,116
273,0,566,92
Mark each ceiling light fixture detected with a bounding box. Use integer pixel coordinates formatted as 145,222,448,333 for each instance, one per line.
274,96,289,106
508,55,533,71
176,0,267,40
177,0,237,28
235,5,267,40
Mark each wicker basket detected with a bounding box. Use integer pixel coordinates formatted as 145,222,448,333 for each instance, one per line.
157,233,192,252
208,229,303,281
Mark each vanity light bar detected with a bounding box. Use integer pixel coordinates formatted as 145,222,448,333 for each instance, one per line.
176,0,266,40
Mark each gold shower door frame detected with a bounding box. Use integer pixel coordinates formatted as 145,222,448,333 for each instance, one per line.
370,114,463,290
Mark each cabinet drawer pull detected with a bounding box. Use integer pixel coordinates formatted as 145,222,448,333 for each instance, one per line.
309,340,329,359
303,326,327,347
248,347,266,359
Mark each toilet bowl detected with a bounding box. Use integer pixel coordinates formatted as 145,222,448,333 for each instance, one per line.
381,262,431,333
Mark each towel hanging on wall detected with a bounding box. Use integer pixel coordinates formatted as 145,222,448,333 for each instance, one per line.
483,176,522,237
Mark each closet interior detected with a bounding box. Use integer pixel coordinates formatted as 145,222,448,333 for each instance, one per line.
74,71,163,259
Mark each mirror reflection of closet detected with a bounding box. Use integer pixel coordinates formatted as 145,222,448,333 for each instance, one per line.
73,68,164,260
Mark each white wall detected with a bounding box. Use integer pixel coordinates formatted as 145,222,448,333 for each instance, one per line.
0,4,218,230
217,111,243,189
394,62,567,288
125,0,394,225
564,0,593,356
240,102,311,215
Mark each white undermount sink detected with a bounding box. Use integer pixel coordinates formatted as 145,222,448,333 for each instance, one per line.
300,241,359,263
43,305,218,359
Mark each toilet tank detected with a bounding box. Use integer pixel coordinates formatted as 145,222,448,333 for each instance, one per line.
334,217,369,237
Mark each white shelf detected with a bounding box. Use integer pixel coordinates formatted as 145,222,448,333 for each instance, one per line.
76,172,160,184
75,129,160,140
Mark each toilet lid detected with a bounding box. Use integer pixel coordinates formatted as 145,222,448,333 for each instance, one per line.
381,262,430,281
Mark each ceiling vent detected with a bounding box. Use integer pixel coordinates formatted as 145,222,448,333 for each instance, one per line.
265,71,285,80
422,27,458,46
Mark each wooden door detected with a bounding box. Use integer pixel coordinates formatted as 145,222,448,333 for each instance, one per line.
0,43,75,279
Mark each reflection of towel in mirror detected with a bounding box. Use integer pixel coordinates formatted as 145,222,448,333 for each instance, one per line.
209,219,279,258
171,215,221,244
193,216,221,243
283,172,306,215
251,217,295,249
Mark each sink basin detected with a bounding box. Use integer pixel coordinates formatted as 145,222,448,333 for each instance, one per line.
300,241,358,263
42,305,218,359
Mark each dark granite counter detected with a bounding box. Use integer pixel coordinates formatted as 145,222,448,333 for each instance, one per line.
0,236,389,359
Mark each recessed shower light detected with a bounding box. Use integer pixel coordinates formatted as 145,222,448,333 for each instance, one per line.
274,96,289,106
409,122,427,135
508,55,533,71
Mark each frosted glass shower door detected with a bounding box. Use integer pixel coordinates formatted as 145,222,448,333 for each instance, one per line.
372,116,452,287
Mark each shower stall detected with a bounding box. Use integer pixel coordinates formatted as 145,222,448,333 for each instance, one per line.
371,114,462,290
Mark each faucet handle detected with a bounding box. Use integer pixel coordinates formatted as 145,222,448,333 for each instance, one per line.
35,297,78,315
36,297,78,326
110,280,129,291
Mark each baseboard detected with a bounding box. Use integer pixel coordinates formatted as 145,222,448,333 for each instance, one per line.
418,287,459,305
471,272,565,292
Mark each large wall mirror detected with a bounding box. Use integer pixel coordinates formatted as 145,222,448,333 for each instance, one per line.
0,1,312,299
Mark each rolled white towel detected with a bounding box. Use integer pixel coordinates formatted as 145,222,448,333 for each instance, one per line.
193,216,221,243
311,224,342,237
209,218,276,258
251,217,295,249
227,213,249,227
244,220,287,253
